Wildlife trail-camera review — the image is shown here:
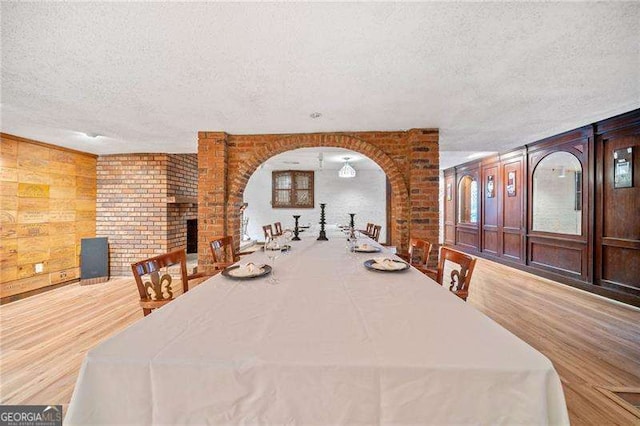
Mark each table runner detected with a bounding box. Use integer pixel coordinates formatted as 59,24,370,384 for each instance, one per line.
66,228,569,424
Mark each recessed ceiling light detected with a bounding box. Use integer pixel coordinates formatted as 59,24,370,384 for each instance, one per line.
309,112,322,119
84,132,102,138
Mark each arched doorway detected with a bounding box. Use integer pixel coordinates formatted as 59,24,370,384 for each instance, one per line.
197,130,439,274
242,147,389,242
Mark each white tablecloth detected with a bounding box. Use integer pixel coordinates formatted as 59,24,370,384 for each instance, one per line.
67,228,569,425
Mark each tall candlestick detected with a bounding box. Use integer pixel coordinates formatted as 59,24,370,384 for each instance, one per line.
317,203,328,241
292,215,301,241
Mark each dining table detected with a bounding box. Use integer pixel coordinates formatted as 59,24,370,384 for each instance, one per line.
66,226,569,425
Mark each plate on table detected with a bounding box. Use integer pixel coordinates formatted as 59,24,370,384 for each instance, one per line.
222,264,272,280
354,245,381,253
364,259,409,272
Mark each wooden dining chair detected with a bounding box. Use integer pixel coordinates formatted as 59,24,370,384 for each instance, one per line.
359,222,374,236
399,238,433,275
263,224,274,240
371,225,382,242
131,249,203,316
209,236,252,272
435,247,477,301
209,236,237,272
273,222,283,236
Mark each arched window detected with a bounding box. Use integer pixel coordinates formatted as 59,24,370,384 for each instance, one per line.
532,152,582,235
458,175,478,224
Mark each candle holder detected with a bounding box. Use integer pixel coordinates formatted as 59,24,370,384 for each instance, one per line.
349,213,355,229
317,203,328,241
292,215,301,241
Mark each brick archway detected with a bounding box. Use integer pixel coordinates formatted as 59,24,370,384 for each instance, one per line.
198,129,439,274
228,134,410,254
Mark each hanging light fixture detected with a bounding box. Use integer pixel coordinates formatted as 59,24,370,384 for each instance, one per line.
339,157,356,178
558,166,566,178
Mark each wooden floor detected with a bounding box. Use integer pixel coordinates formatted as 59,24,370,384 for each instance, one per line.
1,259,639,425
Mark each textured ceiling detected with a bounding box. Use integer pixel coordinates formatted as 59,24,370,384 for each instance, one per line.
264,147,381,171
1,2,639,169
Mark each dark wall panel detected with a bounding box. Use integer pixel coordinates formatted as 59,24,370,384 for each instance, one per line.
457,227,479,249
443,108,640,307
502,159,523,231
602,246,640,292
596,111,640,296
483,229,498,254
503,232,522,260
444,172,456,245
529,238,584,276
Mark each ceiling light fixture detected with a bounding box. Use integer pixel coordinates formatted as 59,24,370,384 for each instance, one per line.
318,152,324,170
339,157,356,178
558,166,566,178
310,112,322,119
84,132,102,138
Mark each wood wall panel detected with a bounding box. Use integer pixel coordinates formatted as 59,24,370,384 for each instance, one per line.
503,231,523,260
456,227,479,249
443,170,456,245
602,246,640,294
483,229,498,254
500,154,525,261
0,133,97,301
595,111,640,297
443,109,640,307
454,164,480,250
529,237,585,276
501,158,524,230
481,162,499,255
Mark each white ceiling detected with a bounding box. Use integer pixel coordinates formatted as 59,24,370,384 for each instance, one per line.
264,147,381,171
1,2,639,169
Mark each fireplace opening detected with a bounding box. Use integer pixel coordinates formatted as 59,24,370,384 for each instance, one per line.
186,219,198,254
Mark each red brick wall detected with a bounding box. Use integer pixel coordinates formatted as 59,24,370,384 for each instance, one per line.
97,154,197,276
167,154,198,251
197,131,439,273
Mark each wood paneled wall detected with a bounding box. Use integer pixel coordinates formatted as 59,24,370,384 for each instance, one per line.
595,111,640,299
443,109,640,307
0,134,97,301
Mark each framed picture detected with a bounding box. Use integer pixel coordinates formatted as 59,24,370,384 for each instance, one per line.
446,183,452,201
506,171,516,197
614,147,633,189
486,175,495,198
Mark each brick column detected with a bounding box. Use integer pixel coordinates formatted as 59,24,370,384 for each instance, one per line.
197,132,228,274
408,129,440,267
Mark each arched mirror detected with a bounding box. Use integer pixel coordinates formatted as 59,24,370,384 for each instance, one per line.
457,175,478,224
532,151,582,235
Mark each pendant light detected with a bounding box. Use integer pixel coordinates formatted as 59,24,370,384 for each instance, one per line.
339,157,356,178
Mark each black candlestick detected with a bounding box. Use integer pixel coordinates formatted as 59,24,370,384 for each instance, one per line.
317,203,328,241
349,213,355,229
292,215,301,241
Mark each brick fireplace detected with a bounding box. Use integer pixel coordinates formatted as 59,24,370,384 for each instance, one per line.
196,130,440,274
97,153,198,276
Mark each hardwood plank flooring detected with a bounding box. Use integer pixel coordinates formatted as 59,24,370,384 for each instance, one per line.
1,259,639,424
